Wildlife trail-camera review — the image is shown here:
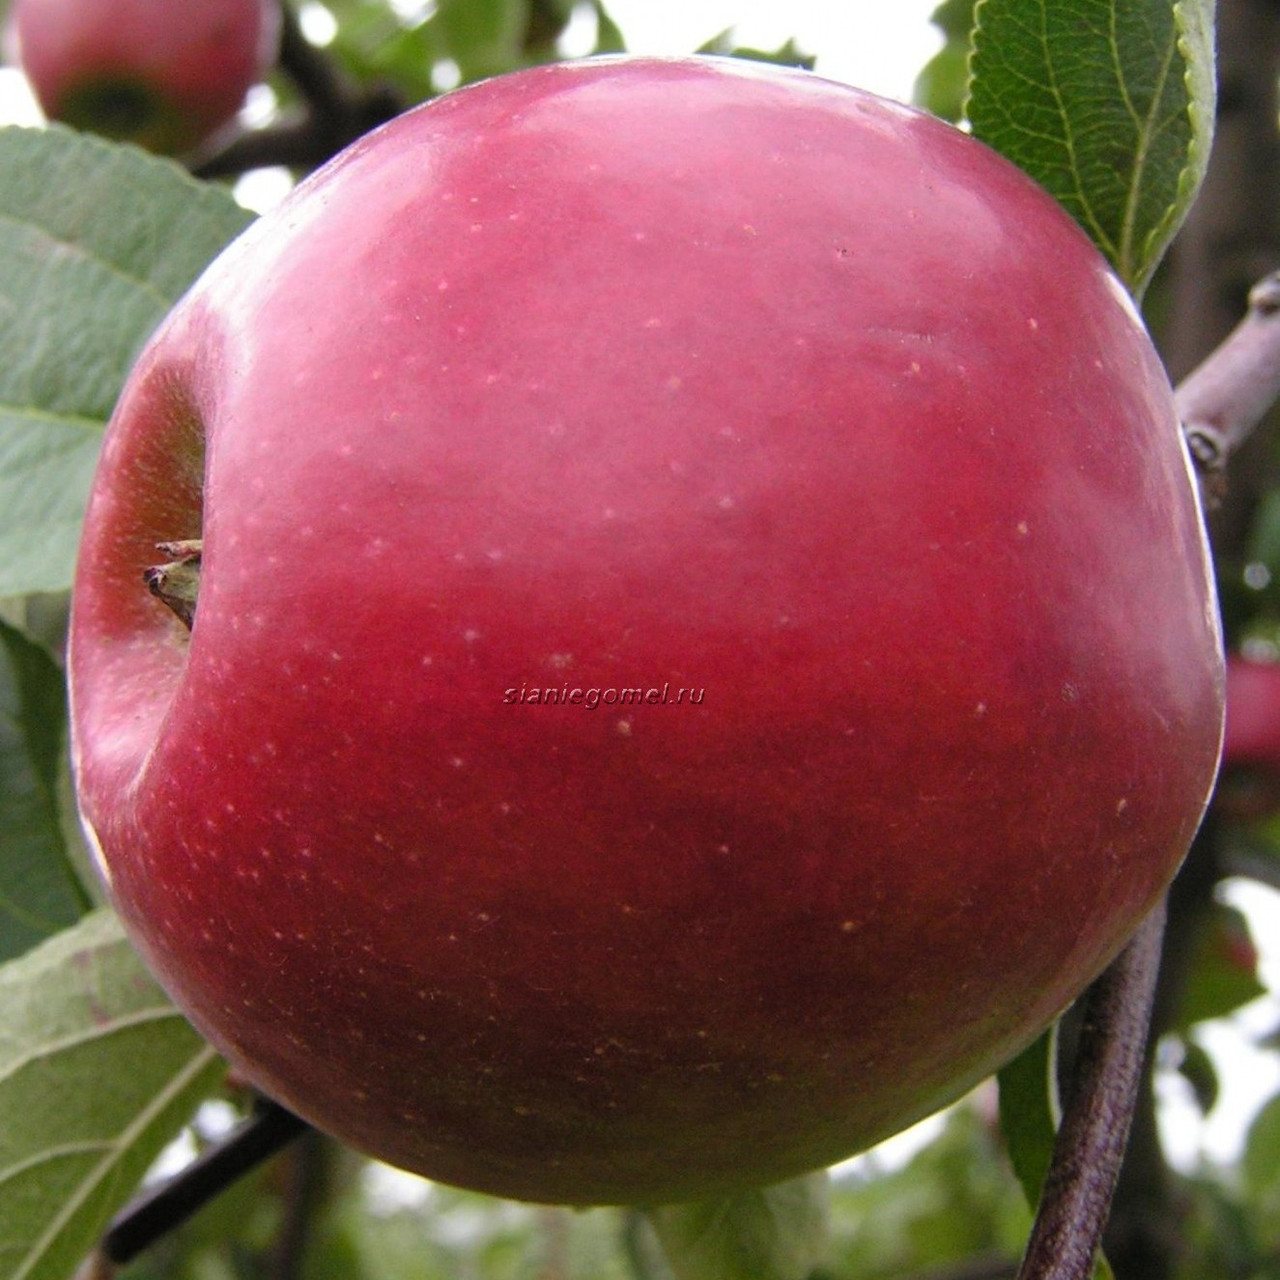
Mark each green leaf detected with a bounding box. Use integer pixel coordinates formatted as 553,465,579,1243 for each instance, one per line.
825,1106,1029,1278
1173,903,1267,1031
436,0,528,80
645,1172,830,1280
591,1,627,55
1245,489,1280,580
0,620,90,962
695,32,815,71
1174,1036,1219,1113
322,0,625,105
966,0,1216,296
0,909,225,1280
913,0,979,122
1243,1091,1280,1202
0,125,253,599
996,1026,1059,1210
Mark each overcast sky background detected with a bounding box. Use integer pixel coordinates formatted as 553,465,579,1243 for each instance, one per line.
601,0,943,99
0,0,945,128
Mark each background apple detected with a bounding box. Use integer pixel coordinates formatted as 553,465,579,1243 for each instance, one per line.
4,0,281,155
67,55,1224,1206
1215,655,1280,820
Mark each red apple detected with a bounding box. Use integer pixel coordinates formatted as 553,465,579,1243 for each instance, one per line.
67,56,1224,1205
4,0,280,155
1216,655,1280,819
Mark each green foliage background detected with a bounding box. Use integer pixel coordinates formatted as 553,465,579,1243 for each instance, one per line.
0,2,1277,1279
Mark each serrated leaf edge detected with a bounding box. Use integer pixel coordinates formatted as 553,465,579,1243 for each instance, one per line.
1128,0,1217,294
964,0,1217,298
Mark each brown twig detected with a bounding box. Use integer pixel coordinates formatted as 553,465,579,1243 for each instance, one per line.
1178,270,1280,479
97,1099,309,1267
1016,901,1168,1280
270,1130,333,1280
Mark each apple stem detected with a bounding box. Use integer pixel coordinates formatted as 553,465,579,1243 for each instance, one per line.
144,539,203,630
1178,268,1280,492
95,1098,309,1269
1015,898,1168,1280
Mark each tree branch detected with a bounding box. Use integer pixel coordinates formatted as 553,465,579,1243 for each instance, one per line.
193,2,404,179
270,1129,334,1280
1179,270,1280,479
1016,900,1168,1280
90,1098,310,1271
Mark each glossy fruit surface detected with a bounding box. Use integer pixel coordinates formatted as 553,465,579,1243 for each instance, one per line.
68,56,1224,1205
5,0,279,154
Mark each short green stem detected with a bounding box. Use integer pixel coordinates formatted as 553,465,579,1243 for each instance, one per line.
144,539,203,630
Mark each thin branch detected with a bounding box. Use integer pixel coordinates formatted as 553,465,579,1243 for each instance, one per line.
1016,900,1168,1280
98,1099,310,1267
193,2,404,179
274,0,362,118
1178,270,1280,479
270,1130,333,1280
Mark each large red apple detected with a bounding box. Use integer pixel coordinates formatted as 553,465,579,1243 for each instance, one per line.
67,56,1224,1205
5,0,280,155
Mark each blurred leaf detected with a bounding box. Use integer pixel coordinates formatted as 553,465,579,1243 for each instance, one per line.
997,1027,1059,1210
0,594,70,657
436,0,528,80
0,125,252,599
520,0,574,52
1175,1037,1220,1114
645,1173,829,1280
591,1,627,55
322,2,444,103
1174,903,1267,1031
913,0,978,121
967,0,1216,295
1246,488,1280,579
323,0,625,106
695,32,815,71
1243,1092,1280,1203
0,619,89,961
0,908,225,1280
328,1175,634,1280
826,1105,1028,1280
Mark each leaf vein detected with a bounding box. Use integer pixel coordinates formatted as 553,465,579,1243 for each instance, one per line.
9,1042,220,1280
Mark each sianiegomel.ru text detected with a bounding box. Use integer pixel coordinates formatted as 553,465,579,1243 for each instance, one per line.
502,684,706,710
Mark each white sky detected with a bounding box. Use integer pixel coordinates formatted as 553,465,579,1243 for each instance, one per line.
601,0,943,101
0,1,945,129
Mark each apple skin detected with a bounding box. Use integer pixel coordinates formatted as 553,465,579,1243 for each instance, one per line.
68,56,1224,1205
4,0,280,155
